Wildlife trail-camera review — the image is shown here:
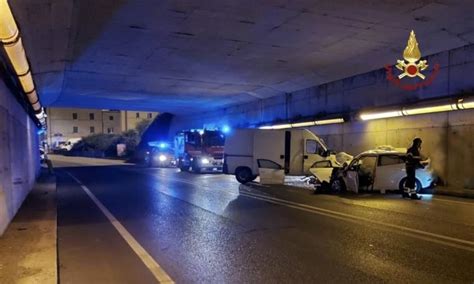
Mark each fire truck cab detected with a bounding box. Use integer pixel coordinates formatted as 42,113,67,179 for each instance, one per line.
175,129,225,173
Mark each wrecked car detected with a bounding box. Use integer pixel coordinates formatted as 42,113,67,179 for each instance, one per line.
310,147,436,193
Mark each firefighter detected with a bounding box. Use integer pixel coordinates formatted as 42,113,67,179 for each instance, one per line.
403,138,424,200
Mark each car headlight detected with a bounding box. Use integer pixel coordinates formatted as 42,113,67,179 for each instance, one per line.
201,158,210,164
159,155,167,162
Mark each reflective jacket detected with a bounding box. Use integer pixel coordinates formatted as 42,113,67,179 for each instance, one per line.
406,146,422,168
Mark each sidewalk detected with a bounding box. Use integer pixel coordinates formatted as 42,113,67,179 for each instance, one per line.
49,154,132,167
434,186,474,199
0,169,57,284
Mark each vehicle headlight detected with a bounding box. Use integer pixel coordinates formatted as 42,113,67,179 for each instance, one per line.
159,155,167,162
201,158,210,164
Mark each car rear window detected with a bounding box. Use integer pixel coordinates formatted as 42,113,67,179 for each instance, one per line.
378,155,404,166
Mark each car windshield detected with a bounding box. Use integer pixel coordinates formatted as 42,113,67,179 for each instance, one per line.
203,131,225,147
319,137,329,151
151,147,174,155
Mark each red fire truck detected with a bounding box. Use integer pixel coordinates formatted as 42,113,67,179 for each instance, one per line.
174,129,225,173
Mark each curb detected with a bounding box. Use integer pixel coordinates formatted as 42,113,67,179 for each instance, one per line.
433,188,474,199
241,182,474,200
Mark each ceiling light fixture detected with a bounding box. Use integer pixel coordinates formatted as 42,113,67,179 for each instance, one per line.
360,97,474,121
291,121,315,128
314,118,345,125
0,0,44,126
260,118,345,129
0,0,19,43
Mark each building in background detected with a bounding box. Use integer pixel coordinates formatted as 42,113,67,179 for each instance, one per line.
120,110,157,132
46,108,158,148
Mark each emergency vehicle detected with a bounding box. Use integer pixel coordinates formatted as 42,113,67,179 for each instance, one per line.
175,129,225,173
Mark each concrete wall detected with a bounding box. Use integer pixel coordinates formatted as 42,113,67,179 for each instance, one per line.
0,79,40,235
170,44,474,188
307,110,474,188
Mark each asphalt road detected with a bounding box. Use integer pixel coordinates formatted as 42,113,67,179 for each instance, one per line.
52,156,474,283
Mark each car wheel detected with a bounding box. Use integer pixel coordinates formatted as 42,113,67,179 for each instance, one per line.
399,178,422,193
190,159,201,173
192,165,201,173
178,161,188,172
235,167,253,184
331,178,346,193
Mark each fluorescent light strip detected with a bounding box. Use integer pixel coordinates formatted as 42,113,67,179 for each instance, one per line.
0,1,45,125
0,0,19,43
360,98,474,121
32,101,41,111
402,104,457,115
315,118,345,125
461,102,474,109
360,111,403,121
291,121,315,128
26,90,38,104
260,118,345,129
458,98,474,110
19,72,35,93
4,38,29,76
271,124,292,129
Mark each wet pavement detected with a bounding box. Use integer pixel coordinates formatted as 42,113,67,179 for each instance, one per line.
52,156,474,283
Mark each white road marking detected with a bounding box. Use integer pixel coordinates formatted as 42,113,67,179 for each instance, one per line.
127,168,239,197
239,191,474,253
120,167,474,252
66,172,174,284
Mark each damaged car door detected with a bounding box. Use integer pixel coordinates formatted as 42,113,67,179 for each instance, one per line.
257,159,285,184
309,160,334,184
342,159,360,193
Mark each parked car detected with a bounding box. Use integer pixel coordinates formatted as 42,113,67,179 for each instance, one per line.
310,147,436,193
143,145,176,168
59,138,82,151
39,148,45,163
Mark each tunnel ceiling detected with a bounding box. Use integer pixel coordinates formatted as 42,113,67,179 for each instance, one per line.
10,0,474,113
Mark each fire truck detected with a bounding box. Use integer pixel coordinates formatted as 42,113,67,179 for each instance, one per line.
174,129,225,173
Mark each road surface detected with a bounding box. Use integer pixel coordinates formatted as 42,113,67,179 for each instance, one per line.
51,155,474,283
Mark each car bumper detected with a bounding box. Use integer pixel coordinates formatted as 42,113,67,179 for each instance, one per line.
199,166,223,172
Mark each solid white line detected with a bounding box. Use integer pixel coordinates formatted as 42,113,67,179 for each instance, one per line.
240,191,474,252
66,172,174,283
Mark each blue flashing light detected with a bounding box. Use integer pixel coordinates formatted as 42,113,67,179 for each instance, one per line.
222,125,231,134
148,141,169,149
159,142,168,149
